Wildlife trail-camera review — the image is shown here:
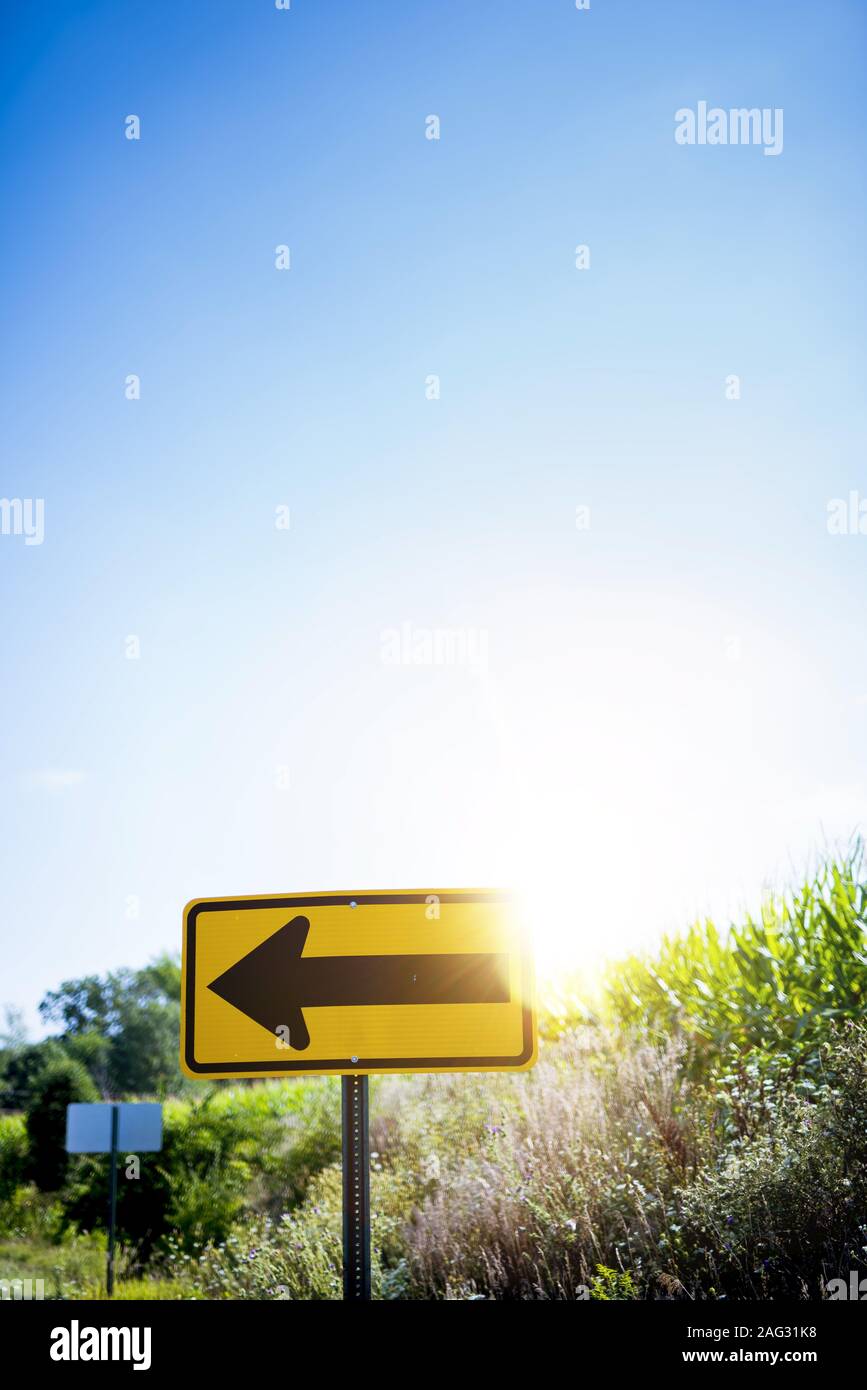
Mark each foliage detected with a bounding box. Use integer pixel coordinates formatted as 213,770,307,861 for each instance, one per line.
174,1163,417,1301
63,1078,340,1259
403,1030,696,1299
589,1265,638,1300
79,1277,195,1301
671,1024,867,1297
0,1040,69,1111
0,1224,106,1299
38,954,184,1098
5,1021,867,1301
0,1115,29,1205
604,845,867,1084
25,1058,98,1192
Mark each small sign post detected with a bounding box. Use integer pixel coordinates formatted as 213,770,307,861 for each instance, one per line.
65,1102,163,1297
341,1075,371,1300
107,1105,119,1295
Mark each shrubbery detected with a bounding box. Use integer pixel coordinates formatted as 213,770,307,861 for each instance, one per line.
25,1058,98,1192
0,1115,29,1207
164,1024,867,1301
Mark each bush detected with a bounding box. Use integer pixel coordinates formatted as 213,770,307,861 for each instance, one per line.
25,1058,98,1192
404,1031,694,1299
672,1023,867,1299
402,1024,867,1300
0,1114,29,1204
171,1167,345,1300
173,1162,418,1301
0,1040,68,1111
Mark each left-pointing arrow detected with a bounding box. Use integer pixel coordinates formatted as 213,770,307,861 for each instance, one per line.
207,915,511,1051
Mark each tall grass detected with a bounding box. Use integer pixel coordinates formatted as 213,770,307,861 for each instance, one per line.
165,1022,867,1301
603,842,867,1085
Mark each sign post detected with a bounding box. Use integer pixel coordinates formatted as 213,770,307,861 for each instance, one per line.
341,1075,371,1300
65,1102,163,1297
181,889,536,1300
107,1105,119,1296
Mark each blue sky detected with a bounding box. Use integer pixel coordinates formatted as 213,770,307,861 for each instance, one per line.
1,0,866,1033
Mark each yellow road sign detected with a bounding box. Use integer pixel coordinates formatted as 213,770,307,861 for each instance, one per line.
181,890,536,1078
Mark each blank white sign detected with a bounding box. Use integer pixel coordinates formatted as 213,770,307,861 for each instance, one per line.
65,1103,163,1154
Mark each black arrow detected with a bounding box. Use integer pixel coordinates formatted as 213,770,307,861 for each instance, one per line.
207,915,511,1051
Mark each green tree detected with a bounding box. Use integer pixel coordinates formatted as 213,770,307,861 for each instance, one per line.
39,954,183,1097
0,1038,68,1110
25,1057,98,1191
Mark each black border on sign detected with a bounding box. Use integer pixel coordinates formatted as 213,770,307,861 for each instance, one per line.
184,892,535,1073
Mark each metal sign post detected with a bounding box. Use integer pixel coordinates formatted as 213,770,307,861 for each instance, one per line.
106,1104,119,1297
341,1075,371,1301
65,1102,162,1298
